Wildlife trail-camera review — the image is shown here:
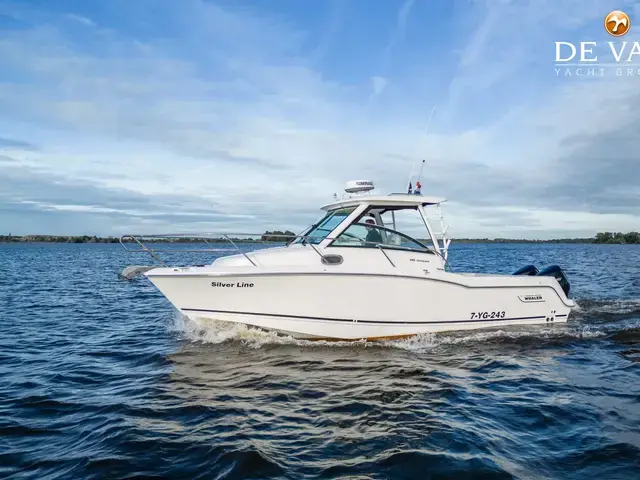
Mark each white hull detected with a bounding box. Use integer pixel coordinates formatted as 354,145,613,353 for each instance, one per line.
128,186,576,341
146,268,573,341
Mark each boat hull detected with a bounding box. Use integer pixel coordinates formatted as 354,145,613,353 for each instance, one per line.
146,270,573,340
183,310,569,341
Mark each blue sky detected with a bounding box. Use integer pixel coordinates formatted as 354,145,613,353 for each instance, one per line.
1,0,639,238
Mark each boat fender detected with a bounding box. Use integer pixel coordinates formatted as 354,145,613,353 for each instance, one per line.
119,265,156,280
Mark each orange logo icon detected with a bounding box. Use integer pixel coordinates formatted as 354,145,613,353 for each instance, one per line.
604,10,630,36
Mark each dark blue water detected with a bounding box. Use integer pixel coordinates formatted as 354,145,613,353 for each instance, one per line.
1,242,639,479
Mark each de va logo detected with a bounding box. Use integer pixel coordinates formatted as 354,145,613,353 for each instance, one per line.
555,10,639,77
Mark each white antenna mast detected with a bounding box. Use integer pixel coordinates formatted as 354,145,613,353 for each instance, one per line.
406,104,436,194
425,104,437,134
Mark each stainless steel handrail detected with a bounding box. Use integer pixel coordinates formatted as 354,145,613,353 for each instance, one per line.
118,229,446,269
223,234,256,266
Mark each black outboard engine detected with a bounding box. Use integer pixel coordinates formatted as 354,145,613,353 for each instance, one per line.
537,265,570,297
512,264,539,276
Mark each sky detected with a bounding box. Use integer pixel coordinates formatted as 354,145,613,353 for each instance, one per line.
0,0,639,239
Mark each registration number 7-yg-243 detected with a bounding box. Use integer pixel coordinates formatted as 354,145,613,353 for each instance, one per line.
470,311,506,320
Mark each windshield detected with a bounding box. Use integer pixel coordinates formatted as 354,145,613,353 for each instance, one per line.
331,222,432,253
294,208,354,245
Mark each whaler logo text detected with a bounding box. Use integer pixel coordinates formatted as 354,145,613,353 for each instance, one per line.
519,294,544,303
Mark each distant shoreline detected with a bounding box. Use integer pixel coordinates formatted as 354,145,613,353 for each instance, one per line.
1,231,638,245
0,235,269,244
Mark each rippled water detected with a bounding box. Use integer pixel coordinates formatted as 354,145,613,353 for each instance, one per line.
1,242,639,479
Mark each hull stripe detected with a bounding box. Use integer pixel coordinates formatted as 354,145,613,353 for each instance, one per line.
181,308,568,325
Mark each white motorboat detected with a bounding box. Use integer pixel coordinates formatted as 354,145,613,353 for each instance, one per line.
120,180,575,341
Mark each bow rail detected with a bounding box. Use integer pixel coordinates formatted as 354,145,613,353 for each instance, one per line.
118,229,448,279
119,232,310,269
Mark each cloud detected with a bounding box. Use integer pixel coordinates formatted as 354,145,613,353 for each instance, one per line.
0,160,321,235
0,136,38,150
0,0,638,239
442,0,633,126
64,13,96,27
378,0,415,74
395,0,415,39
308,0,347,63
369,76,388,99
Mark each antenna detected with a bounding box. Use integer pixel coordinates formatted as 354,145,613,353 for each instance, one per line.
415,159,426,186
406,104,436,194
425,104,436,134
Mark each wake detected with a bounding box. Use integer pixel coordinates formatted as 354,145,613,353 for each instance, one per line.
169,297,640,351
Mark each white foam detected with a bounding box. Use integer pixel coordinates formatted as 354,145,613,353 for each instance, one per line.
591,299,640,314
381,325,609,352
170,312,371,349
166,311,636,351
167,295,640,351
569,299,640,323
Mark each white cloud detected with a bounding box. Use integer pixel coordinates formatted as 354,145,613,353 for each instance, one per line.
0,0,638,238
369,76,388,99
64,13,96,27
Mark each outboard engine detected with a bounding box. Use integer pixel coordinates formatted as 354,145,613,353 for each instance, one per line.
512,264,539,276
537,265,570,297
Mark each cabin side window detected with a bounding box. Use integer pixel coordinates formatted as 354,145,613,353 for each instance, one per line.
331,223,431,253
294,208,355,245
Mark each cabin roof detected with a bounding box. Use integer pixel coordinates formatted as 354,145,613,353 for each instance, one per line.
321,193,446,211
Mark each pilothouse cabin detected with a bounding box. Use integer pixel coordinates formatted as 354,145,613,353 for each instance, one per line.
287,180,451,267
213,179,451,271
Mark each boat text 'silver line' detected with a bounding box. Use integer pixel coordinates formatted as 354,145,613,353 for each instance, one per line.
120,179,575,341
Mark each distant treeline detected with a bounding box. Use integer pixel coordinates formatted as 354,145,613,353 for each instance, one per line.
0,231,638,244
593,231,640,244
260,230,296,242
452,231,640,244
0,231,298,244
